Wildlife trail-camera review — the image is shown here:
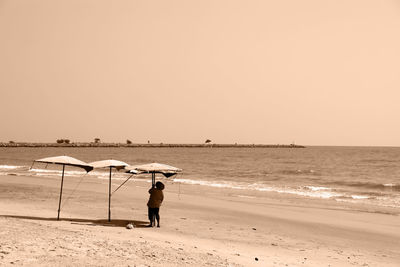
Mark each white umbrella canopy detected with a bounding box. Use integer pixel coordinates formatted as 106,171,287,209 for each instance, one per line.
89,159,129,222
126,162,182,173
125,163,182,185
89,159,128,169
35,155,93,172
33,155,93,220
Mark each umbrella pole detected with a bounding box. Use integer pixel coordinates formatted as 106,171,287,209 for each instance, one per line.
152,172,155,186
57,164,65,220
108,167,112,222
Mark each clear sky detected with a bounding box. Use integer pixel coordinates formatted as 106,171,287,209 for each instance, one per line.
1,0,399,146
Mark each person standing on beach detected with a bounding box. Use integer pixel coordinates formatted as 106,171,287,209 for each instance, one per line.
147,181,164,227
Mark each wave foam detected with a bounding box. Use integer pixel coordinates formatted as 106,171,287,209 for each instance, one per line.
383,184,397,187
0,165,24,170
351,195,370,200
304,186,331,191
173,178,342,199
29,168,87,177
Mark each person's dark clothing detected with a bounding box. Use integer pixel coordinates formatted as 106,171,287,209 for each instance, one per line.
147,185,164,227
148,207,159,222
147,188,164,208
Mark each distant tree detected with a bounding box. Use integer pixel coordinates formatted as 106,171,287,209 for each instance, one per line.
56,139,70,144
94,138,101,143
9,141,15,144
205,139,212,144
126,139,132,145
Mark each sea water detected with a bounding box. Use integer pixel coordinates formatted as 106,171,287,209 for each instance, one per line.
0,146,399,208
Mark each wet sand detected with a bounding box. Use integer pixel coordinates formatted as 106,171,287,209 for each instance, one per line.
0,173,399,266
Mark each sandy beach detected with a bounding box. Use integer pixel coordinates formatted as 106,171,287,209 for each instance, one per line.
0,173,399,267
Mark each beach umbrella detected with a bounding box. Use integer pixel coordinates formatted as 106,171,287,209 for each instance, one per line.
89,159,129,222
34,156,93,220
125,163,182,186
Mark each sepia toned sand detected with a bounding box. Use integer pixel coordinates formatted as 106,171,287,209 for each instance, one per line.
0,173,399,266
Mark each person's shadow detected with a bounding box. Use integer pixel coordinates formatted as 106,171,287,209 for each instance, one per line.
0,214,149,228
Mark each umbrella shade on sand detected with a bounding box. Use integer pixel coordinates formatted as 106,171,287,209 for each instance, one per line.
34,156,93,220
125,163,182,186
89,159,129,222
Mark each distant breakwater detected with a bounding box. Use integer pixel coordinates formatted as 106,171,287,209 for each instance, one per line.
0,143,305,148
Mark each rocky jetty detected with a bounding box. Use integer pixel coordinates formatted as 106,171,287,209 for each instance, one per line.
0,142,305,148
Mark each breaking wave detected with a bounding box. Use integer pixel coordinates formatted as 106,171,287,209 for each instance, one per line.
0,165,24,170
172,177,400,208
328,181,400,191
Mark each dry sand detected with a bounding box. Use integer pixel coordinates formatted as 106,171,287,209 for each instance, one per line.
0,173,399,266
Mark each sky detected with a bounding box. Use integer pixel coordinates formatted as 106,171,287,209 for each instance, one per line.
1,0,400,146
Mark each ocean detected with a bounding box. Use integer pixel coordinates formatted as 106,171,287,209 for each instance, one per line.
0,146,399,208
